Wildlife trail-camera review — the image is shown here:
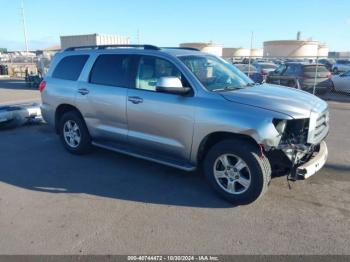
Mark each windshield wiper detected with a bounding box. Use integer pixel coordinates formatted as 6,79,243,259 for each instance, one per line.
212,86,242,92
245,82,260,87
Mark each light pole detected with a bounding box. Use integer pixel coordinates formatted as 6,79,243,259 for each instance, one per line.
21,0,29,54
248,31,254,77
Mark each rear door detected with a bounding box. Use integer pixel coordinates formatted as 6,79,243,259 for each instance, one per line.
334,71,350,93
302,65,330,87
76,54,137,144
45,54,89,114
126,55,195,162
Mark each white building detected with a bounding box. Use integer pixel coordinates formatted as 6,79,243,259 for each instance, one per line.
60,33,130,49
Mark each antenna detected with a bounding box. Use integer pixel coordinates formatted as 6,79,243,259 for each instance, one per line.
21,0,29,54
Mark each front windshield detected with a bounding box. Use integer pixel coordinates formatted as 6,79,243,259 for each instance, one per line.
179,55,254,91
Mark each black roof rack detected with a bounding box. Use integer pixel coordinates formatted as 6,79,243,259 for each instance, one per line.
65,44,160,51
162,47,200,51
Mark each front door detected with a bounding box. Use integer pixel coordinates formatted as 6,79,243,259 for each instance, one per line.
126,55,195,162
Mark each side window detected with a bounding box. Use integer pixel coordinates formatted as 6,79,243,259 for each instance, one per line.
136,56,188,91
284,65,298,75
343,71,350,77
52,55,89,81
275,64,286,75
90,54,135,87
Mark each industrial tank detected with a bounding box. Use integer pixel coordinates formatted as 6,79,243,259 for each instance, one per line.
263,40,320,58
317,44,329,57
222,48,249,58
222,48,263,58
180,42,223,56
250,48,263,57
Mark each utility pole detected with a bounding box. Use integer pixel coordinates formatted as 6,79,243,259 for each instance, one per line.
137,29,140,45
248,31,254,77
21,0,29,54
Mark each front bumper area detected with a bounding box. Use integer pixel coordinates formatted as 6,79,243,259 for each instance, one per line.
296,141,328,179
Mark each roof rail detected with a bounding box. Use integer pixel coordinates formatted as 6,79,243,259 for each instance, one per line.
162,47,200,51
64,44,161,51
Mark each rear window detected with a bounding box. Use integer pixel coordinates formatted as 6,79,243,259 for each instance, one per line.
52,55,89,81
303,65,329,73
89,54,135,87
260,64,277,69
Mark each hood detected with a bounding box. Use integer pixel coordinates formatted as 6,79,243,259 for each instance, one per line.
220,84,328,119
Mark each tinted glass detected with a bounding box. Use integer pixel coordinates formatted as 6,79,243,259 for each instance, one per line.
303,65,329,73
52,55,89,81
235,64,257,73
260,64,277,70
342,71,350,77
275,64,286,74
136,56,188,91
285,65,300,75
90,55,134,87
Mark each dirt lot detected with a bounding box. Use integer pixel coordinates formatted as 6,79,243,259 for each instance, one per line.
0,79,349,255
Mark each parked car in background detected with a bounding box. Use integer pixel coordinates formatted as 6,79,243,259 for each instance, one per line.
234,64,263,83
268,62,332,93
318,58,335,71
332,60,350,74
253,62,277,81
331,71,350,94
271,59,283,65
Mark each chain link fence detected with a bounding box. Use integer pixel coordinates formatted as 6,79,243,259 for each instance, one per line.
224,56,350,102
0,52,55,88
1,52,350,101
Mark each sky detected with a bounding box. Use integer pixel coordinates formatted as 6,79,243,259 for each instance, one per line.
1,0,350,51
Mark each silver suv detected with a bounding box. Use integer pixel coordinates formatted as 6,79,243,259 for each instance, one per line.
40,45,329,204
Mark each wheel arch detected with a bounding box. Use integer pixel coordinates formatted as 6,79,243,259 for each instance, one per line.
196,131,261,165
55,104,84,133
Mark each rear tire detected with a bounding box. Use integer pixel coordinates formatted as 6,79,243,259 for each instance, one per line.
58,111,91,155
203,139,271,205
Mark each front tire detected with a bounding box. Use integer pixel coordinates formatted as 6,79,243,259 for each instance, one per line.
59,111,91,154
203,139,271,205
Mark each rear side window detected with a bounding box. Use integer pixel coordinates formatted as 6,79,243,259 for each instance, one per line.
260,64,277,70
52,55,89,81
89,55,135,87
303,66,329,73
285,65,300,75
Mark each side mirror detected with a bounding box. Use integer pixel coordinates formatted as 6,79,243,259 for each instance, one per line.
156,77,190,95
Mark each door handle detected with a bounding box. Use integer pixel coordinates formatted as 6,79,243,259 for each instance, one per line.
78,88,89,95
128,96,143,104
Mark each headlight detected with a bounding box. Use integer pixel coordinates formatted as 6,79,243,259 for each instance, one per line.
273,119,287,135
274,118,310,145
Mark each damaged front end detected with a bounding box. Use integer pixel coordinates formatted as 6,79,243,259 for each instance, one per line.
267,111,329,180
